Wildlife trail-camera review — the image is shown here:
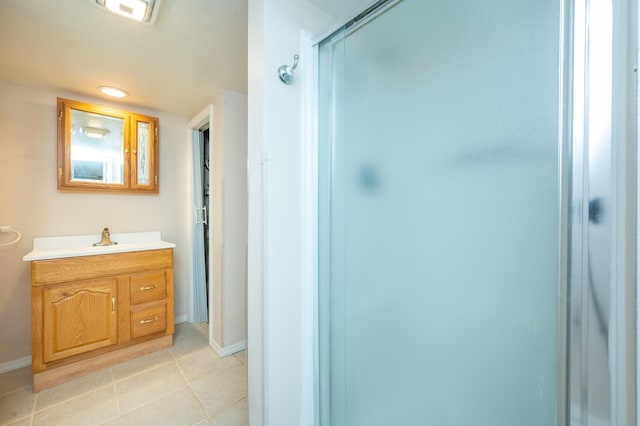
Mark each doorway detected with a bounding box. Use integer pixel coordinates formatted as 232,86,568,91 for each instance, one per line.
187,99,248,356
202,127,211,311
188,105,214,339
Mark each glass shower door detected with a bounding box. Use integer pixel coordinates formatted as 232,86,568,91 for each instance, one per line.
318,0,562,425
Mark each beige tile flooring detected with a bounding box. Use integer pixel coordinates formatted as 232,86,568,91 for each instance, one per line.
0,323,248,426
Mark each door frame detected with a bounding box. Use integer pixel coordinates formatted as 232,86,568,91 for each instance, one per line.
187,104,215,342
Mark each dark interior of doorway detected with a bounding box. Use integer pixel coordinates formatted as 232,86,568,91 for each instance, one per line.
203,128,210,310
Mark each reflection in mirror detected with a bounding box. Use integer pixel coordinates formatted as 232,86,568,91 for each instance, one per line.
70,109,125,184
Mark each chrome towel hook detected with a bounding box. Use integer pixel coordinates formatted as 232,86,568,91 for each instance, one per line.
278,54,299,84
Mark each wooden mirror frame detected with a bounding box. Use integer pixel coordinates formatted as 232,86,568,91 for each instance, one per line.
57,98,159,193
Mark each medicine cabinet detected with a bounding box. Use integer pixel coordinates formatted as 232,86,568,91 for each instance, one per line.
57,98,159,193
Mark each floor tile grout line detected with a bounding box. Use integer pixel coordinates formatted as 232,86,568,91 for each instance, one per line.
29,389,39,425
175,357,212,421
204,394,249,424
0,386,36,426
218,394,249,417
167,345,209,362
189,385,214,421
220,397,249,417
32,382,114,415
119,383,195,423
185,363,241,386
0,383,31,399
176,346,221,366
112,356,173,384
189,362,249,422
111,368,123,422
32,354,175,417
117,365,191,417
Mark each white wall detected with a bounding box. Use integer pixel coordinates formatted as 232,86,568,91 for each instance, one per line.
209,90,248,349
220,91,249,347
247,0,366,424
248,0,304,422
0,79,189,368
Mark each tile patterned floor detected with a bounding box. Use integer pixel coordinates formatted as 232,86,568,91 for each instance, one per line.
0,323,248,426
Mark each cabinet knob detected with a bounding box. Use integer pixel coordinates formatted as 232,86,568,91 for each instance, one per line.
140,317,158,325
111,297,116,312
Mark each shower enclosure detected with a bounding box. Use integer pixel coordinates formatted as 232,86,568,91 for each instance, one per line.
317,0,633,424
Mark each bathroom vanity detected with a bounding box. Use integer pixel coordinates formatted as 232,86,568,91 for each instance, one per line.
23,232,175,391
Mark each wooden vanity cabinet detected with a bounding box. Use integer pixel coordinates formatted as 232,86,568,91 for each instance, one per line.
30,249,174,391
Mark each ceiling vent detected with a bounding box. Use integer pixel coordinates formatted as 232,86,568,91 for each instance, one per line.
92,0,161,24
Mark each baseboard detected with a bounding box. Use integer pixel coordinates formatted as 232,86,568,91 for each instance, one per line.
174,314,188,324
0,356,31,374
210,339,246,357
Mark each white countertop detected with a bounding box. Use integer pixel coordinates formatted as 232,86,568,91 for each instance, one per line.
23,231,176,261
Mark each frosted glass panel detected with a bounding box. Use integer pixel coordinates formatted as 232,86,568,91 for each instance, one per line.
137,122,150,185
318,1,560,425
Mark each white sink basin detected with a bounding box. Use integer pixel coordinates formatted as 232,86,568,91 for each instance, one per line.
23,231,175,261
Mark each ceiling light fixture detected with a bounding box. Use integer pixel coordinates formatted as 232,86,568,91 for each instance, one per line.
99,86,129,98
80,126,110,138
92,0,161,24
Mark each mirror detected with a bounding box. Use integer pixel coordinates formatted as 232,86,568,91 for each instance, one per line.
57,98,159,193
70,109,125,184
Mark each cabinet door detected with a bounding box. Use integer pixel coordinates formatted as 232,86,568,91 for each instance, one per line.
43,278,118,362
130,113,158,192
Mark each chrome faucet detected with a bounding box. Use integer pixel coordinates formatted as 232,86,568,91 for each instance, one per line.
93,228,117,246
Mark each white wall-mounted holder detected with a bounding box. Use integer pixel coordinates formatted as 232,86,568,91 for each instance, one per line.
0,226,21,247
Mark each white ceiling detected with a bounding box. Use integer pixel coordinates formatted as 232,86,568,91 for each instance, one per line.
0,0,248,118
0,0,379,118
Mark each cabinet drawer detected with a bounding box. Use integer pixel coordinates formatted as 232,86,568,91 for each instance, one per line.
130,271,167,305
131,305,167,339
